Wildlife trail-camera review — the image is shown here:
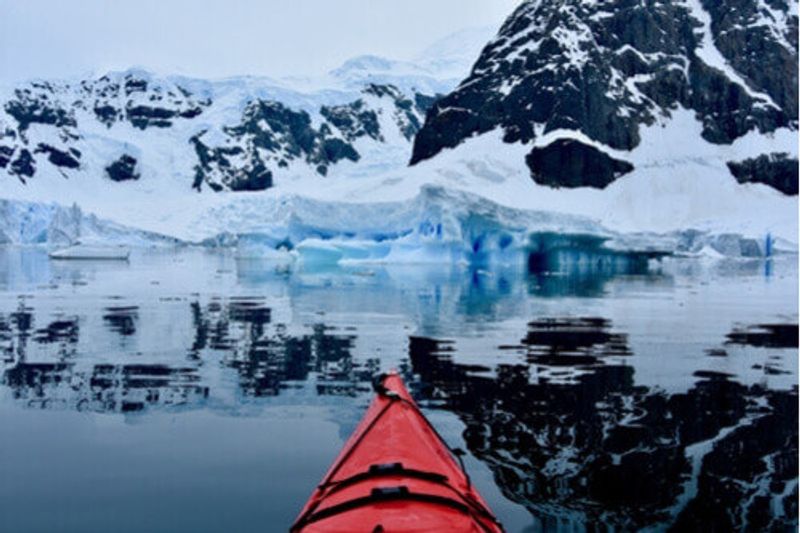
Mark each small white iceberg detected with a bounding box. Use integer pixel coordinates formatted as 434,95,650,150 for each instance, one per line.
48,244,131,261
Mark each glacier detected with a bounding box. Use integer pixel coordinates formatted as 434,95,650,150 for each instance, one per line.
0,185,792,274
0,199,180,248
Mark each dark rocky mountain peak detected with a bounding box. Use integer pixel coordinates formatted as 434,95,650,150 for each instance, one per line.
411,0,798,193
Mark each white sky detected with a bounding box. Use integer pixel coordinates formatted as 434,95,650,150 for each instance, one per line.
0,0,520,82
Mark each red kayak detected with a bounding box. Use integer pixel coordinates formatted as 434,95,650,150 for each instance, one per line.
291,372,504,532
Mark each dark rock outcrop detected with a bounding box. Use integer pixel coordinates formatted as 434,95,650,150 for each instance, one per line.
413,93,440,114
188,99,356,192
321,100,382,142
125,103,204,130
4,86,77,133
526,139,634,188
702,0,798,119
34,143,80,169
93,104,120,127
89,74,210,129
1,73,211,185
727,153,798,195
105,154,140,182
191,142,251,190
126,105,177,129
0,146,13,168
363,84,426,140
10,149,34,179
190,133,273,192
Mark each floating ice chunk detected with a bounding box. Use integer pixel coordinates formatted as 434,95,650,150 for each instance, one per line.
295,239,393,265
49,244,130,260
295,239,347,266
234,233,295,262
695,245,726,259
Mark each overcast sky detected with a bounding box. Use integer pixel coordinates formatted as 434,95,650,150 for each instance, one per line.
0,0,520,82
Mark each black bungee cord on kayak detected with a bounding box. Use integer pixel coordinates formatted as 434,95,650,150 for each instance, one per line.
290,373,504,532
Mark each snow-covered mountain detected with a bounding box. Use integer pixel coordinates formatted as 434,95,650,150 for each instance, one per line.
413,26,499,79
0,7,796,263
412,0,798,195
0,69,441,192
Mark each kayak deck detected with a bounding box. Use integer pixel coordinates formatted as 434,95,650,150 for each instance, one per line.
292,372,503,532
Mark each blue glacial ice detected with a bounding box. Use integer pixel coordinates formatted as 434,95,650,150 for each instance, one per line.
0,187,793,268
209,186,790,268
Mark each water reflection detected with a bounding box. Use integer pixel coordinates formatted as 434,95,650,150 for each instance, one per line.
409,325,798,531
1,296,383,408
7,305,789,527
726,323,799,349
103,306,138,336
4,361,209,413
527,270,624,298
0,249,796,532
522,317,631,366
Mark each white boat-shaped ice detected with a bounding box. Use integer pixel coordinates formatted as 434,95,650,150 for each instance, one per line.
48,244,131,260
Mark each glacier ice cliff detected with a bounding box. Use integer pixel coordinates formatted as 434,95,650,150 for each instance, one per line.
0,188,792,272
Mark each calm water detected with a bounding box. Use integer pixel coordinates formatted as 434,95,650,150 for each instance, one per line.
0,248,796,532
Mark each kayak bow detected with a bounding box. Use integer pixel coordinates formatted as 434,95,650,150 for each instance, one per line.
292,372,504,532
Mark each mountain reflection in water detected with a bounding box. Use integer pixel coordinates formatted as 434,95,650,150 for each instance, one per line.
410,327,797,531
0,249,796,532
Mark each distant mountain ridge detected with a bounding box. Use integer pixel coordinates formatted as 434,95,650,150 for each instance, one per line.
0,69,440,192
411,0,798,194
0,27,500,194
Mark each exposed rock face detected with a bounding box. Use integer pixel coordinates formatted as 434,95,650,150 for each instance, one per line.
10,149,34,179
0,73,209,182
702,0,798,119
321,100,382,142
727,153,798,195
105,154,140,182
411,0,798,193
526,139,634,188
4,85,77,133
0,146,13,169
363,83,430,141
35,143,81,169
87,74,210,129
190,132,274,192
188,84,432,191
0,72,435,192
5,76,207,135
